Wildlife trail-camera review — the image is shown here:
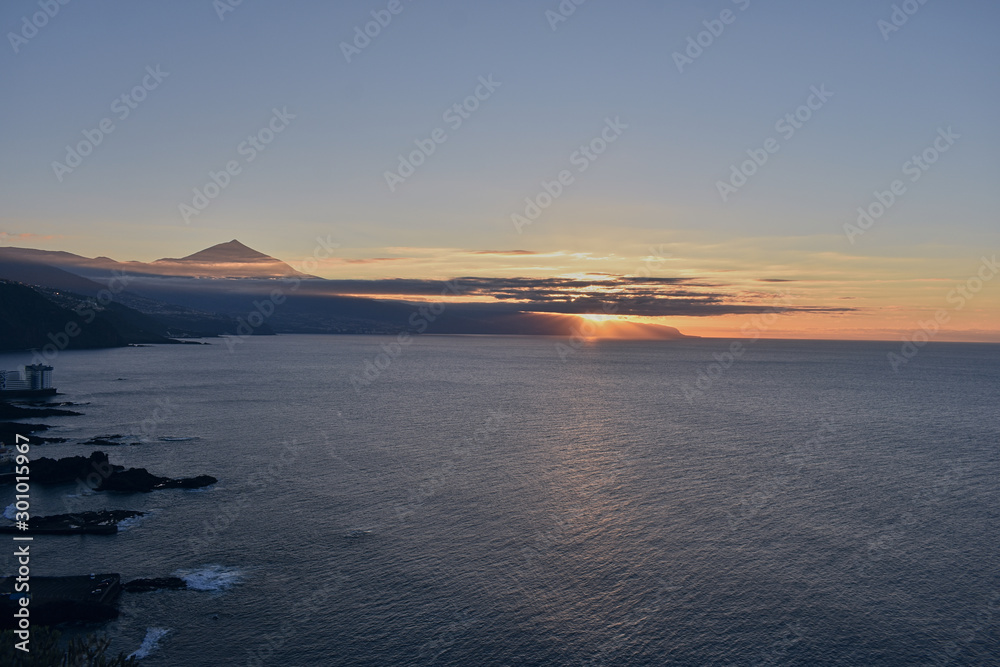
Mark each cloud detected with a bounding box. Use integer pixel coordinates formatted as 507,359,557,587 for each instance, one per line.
470,250,538,256
338,257,409,264
307,274,856,318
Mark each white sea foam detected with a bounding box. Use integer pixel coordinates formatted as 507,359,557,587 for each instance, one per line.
127,627,170,660
183,483,217,493
174,564,243,592
116,513,148,532
344,528,373,539
159,436,199,442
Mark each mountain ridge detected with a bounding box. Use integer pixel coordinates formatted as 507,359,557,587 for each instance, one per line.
0,240,315,280
0,242,696,340
156,239,279,265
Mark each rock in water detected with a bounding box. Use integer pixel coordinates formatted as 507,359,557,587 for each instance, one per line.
166,474,217,489
96,468,162,492
97,468,217,492
0,509,145,535
123,577,188,593
30,451,123,484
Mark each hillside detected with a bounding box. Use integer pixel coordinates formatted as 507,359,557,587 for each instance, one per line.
0,242,697,339
0,281,127,351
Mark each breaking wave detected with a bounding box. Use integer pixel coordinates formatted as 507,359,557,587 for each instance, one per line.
174,564,243,592
127,627,170,660
116,512,149,532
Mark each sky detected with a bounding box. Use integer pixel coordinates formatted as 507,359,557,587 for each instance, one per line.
1,0,998,340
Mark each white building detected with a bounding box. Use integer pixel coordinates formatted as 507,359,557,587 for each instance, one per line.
0,364,54,391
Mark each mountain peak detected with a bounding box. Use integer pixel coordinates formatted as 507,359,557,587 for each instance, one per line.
148,240,313,278
171,239,273,263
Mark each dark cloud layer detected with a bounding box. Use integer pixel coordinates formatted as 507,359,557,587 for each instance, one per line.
303,275,853,318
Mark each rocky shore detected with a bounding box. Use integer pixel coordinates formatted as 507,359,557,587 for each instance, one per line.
11,450,217,492
0,396,219,630
98,466,217,493
0,510,144,535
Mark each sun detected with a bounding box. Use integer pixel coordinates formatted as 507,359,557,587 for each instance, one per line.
578,314,618,322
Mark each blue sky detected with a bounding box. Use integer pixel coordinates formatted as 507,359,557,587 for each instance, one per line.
1,0,998,338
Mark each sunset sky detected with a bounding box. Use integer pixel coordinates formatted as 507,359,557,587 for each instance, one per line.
2,0,998,340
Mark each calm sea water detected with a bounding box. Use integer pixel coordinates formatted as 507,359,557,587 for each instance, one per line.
1,335,998,666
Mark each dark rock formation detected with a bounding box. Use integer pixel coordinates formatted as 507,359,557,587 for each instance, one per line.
0,402,82,419
80,436,139,447
97,467,216,493
0,510,143,535
0,574,121,628
0,420,51,446
122,577,187,593
0,400,82,445
29,451,122,485
7,450,215,492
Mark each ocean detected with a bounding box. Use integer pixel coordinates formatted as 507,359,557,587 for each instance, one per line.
2,335,998,666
